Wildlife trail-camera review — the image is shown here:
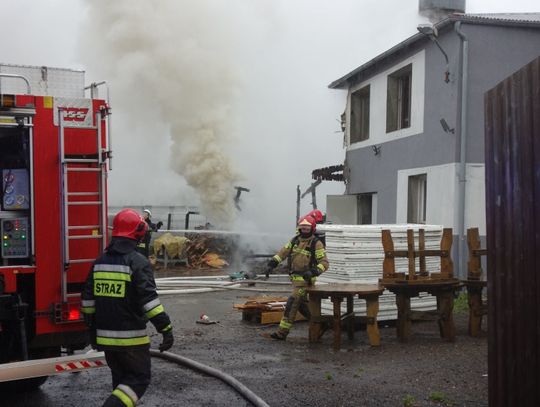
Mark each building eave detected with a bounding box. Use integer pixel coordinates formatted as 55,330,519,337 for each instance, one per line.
329,13,540,90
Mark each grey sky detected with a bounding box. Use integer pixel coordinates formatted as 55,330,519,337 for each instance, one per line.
1,0,539,233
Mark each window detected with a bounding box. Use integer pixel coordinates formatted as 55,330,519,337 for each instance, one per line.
407,174,426,224
386,64,412,133
357,193,377,224
350,85,370,143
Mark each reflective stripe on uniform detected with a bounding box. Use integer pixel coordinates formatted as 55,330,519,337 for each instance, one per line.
94,264,132,274
97,328,147,338
273,255,282,263
97,336,150,346
279,320,293,330
117,384,139,404
81,306,95,314
93,271,132,282
161,324,172,333
142,298,161,312
315,248,325,259
317,263,325,272
145,304,165,319
112,388,135,407
292,247,310,256
290,275,305,281
82,299,95,307
96,328,150,348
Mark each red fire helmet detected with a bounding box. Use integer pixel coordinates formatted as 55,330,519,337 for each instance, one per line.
307,209,324,223
297,215,316,232
112,208,148,241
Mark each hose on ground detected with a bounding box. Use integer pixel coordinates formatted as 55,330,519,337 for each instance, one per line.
150,349,270,407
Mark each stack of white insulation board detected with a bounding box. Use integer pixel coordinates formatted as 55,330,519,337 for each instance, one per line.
316,224,444,321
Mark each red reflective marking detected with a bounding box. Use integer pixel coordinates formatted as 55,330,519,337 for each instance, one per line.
81,361,91,368
67,362,78,369
63,107,89,122
55,364,65,372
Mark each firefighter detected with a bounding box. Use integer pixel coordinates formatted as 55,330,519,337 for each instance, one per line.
266,215,329,340
82,208,174,407
137,209,163,257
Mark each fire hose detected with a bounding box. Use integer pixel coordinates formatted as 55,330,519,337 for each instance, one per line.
150,349,270,407
156,276,293,295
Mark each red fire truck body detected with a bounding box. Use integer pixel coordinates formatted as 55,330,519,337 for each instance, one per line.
0,66,110,385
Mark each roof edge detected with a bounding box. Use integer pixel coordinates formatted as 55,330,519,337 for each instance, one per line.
328,13,540,89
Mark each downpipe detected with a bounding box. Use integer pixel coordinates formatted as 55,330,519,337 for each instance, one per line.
150,349,270,407
455,21,469,279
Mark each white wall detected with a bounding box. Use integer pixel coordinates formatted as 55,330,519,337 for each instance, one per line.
346,50,425,150
396,163,486,234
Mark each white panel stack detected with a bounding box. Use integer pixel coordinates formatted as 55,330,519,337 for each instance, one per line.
316,224,444,320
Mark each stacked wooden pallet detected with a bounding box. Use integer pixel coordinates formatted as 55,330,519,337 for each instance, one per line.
234,296,306,324
317,224,443,321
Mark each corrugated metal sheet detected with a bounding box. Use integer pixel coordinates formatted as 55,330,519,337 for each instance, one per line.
484,56,540,407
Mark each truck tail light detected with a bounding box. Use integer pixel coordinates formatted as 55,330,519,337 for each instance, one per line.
53,302,83,324
68,308,81,321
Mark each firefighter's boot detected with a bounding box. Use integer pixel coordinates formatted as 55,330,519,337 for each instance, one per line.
270,330,288,340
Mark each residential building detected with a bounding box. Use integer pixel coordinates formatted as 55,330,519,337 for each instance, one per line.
326,13,540,275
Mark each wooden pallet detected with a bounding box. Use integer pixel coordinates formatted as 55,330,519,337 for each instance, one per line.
234,295,306,325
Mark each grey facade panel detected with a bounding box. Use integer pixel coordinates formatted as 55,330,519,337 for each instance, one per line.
461,24,540,163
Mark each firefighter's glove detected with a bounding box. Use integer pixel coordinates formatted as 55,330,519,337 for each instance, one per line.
159,330,174,352
311,267,321,277
156,221,163,230
303,270,313,283
266,258,279,279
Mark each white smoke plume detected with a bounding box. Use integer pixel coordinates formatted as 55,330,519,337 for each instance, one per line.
81,0,259,225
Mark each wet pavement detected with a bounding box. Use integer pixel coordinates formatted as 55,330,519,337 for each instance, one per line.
3,280,488,406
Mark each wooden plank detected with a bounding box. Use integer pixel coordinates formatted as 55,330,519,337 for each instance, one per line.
395,293,411,342
381,229,395,278
332,298,342,351
440,228,454,277
419,229,427,276
407,229,416,280
308,294,322,342
366,296,380,346
467,227,482,279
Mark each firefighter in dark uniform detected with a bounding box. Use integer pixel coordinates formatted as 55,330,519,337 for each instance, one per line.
266,215,329,340
136,209,163,257
82,208,174,407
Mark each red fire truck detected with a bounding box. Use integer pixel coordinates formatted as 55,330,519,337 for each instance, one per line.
0,65,110,388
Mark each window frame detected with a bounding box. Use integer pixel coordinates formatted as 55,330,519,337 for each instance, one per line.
386,63,412,133
407,173,427,224
350,84,370,143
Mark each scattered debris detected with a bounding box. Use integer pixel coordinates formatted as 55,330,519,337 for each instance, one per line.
196,314,218,325
185,234,232,268
234,296,306,324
